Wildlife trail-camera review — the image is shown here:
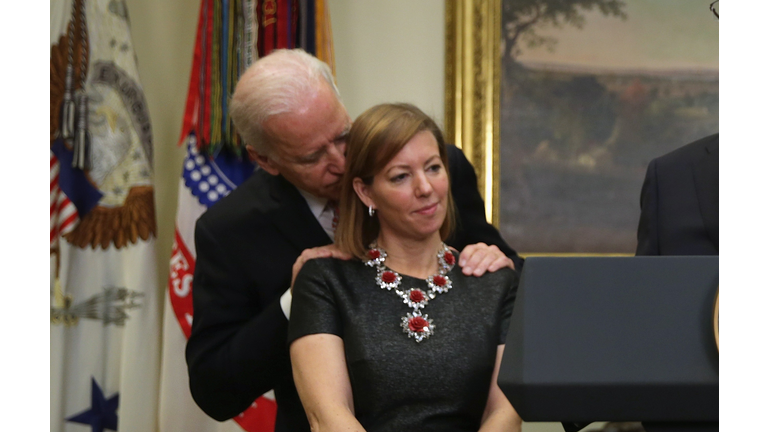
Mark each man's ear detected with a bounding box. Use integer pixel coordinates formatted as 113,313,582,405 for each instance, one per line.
352,178,375,209
247,146,280,176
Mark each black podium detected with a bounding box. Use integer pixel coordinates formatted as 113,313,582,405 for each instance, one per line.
498,256,718,431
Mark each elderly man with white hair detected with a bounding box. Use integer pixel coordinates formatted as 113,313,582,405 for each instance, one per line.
185,49,522,432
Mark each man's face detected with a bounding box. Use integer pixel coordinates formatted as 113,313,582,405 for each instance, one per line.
256,83,351,201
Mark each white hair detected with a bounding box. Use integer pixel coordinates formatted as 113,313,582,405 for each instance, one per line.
229,49,340,155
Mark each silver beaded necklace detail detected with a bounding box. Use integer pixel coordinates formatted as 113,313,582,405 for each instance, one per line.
365,243,455,342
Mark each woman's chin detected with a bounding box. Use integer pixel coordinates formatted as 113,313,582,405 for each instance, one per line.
414,216,445,238
411,224,445,242
381,214,446,243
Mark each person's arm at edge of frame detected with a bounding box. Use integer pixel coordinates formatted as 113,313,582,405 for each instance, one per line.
479,345,522,432
635,157,661,256
185,217,288,421
445,144,524,271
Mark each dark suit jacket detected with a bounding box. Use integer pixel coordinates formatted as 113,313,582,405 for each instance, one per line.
636,134,719,256
635,135,719,432
186,144,520,431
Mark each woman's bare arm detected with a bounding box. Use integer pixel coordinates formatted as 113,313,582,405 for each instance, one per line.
479,345,522,432
290,333,366,432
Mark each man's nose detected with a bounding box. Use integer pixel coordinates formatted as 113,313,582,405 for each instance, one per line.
327,142,346,173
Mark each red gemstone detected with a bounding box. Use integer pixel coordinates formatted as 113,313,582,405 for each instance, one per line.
443,253,455,266
367,249,380,260
381,271,397,284
433,275,446,286
409,289,425,302
408,316,429,332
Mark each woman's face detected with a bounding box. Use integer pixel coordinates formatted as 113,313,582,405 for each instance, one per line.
354,130,449,242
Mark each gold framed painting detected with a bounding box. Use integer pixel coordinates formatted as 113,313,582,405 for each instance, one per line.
445,0,718,254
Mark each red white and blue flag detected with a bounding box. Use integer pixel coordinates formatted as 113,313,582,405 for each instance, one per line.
162,136,277,432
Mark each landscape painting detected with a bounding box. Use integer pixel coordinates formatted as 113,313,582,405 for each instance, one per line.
499,0,719,253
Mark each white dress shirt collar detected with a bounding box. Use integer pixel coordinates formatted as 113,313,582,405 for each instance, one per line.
296,188,335,241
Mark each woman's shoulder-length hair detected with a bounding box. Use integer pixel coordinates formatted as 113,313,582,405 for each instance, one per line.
335,103,456,259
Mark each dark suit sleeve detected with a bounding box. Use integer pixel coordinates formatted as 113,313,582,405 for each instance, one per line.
185,218,290,421
636,158,661,256
446,144,524,270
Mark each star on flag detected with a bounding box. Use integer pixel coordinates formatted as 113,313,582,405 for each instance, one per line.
66,378,119,432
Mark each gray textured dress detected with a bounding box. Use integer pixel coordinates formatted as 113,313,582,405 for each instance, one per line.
288,253,518,432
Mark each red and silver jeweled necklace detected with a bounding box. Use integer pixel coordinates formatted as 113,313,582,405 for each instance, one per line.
365,242,455,343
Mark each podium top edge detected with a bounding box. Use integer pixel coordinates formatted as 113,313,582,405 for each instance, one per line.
520,255,719,259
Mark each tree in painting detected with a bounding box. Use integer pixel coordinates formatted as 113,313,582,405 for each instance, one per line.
502,0,627,60
501,0,629,166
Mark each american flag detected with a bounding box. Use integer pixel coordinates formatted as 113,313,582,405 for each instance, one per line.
50,151,79,247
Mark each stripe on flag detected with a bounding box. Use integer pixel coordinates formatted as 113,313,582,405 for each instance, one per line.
50,151,80,247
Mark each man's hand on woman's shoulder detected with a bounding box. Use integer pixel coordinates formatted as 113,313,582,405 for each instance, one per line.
458,242,515,277
291,245,353,292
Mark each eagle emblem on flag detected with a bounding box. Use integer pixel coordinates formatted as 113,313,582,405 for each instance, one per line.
50,0,156,253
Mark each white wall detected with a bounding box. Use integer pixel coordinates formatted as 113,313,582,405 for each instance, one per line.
328,0,445,125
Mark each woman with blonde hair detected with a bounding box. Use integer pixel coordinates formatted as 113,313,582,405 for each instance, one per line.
288,103,521,431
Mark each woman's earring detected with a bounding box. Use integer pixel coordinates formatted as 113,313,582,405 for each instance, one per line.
368,205,375,217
